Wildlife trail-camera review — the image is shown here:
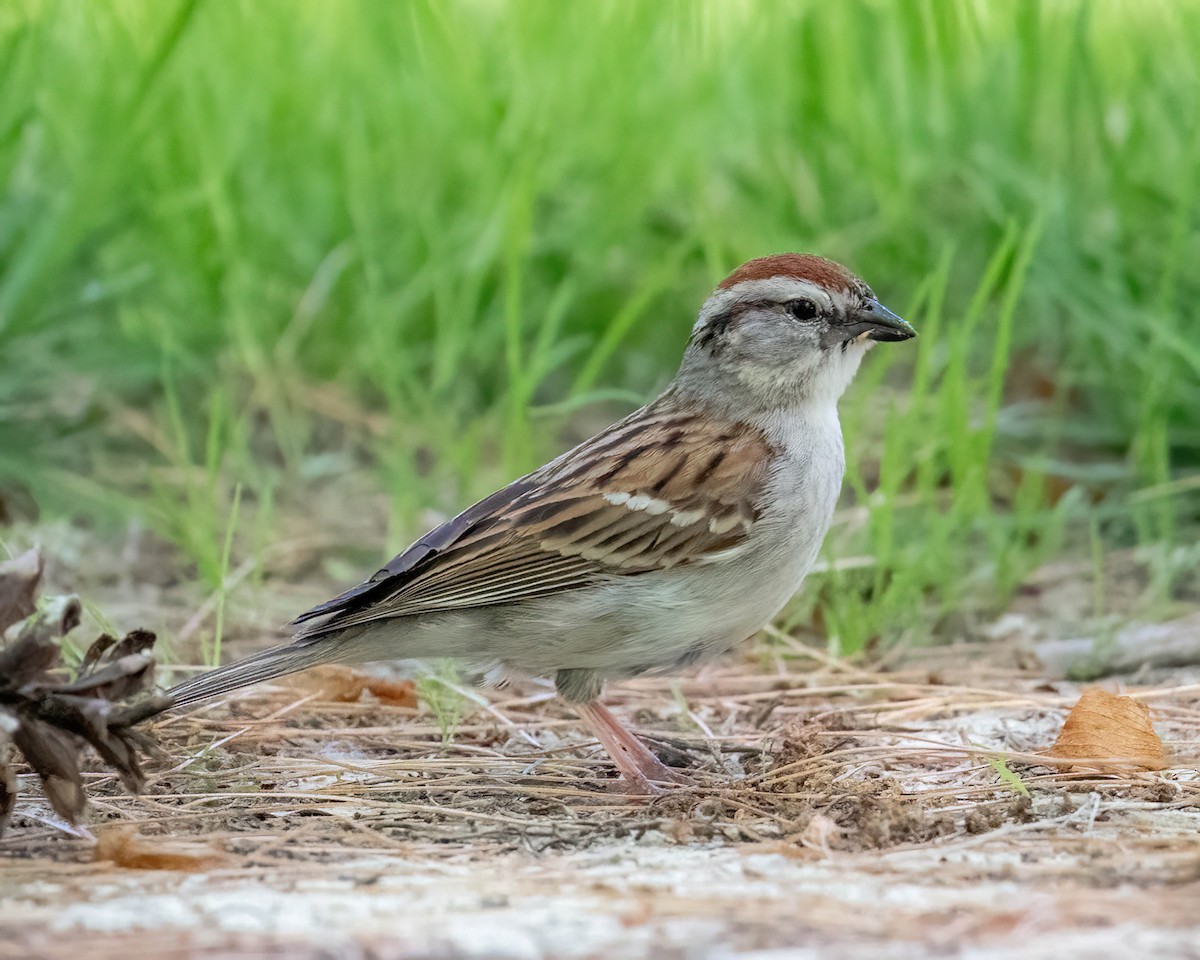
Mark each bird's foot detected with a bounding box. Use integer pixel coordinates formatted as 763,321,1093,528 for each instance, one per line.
574,699,689,795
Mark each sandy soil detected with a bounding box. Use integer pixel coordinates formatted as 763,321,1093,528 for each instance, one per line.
4,652,1199,959
6,825,1200,960
3,522,1199,959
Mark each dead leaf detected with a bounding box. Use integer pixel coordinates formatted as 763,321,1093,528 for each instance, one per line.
77,633,118,675
293,665,418,708
1,610,163,835
361,675,418,708
0,716,17,835
0,549,43,634
11,721,87,823
94,824,224,871
1047,687,1168,771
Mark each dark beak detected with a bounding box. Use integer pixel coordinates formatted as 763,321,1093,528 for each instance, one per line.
845,299,916,342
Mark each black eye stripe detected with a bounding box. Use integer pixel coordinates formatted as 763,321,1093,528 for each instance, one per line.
692,295,828,351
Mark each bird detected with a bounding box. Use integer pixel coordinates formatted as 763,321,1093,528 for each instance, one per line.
160,253,915,789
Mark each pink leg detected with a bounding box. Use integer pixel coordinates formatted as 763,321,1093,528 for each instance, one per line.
574,699,682,791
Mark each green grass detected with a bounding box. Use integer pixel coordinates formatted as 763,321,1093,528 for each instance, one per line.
415,660,470,750
986,754,1030,798
1,1,1198,658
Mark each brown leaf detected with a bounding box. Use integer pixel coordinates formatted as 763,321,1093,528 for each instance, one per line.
0,718,16,836
0,596,84,687
78,633,118,675
94,824,224,872
292,665,418,708
0,627,60,688
0,557,96,836
107,628,157,661
0,549,42,634
1,622,163,835
108,692,175,728
1047,687,1169,771
58,653,156,701
11,720,87,822
362,675,419,708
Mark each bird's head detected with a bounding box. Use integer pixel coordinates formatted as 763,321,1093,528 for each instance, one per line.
676,253,915,412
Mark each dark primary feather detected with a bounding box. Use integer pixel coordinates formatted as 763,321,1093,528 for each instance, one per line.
291,481,536,626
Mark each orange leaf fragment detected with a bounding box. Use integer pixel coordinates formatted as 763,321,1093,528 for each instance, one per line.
1047,687,1168,771
94,825,224,872
293,665,418,708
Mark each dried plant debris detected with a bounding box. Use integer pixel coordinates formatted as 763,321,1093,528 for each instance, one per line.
0,550,167,835
0,548,43,637
1047,687,1169,772
93,824,225,871
287,664,418,708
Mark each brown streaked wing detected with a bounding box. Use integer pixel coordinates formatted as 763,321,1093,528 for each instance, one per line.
294,407,776,636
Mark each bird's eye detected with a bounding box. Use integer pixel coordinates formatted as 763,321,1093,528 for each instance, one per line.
786,298,819,322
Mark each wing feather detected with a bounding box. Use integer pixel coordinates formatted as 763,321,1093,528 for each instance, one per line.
293,401,777,638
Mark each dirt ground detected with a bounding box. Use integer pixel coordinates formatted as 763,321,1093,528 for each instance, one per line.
2,522,1200,959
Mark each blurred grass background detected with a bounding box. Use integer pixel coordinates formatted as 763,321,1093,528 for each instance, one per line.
1,0,1197,658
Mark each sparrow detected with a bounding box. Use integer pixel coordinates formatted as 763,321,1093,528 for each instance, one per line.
162,254,915,789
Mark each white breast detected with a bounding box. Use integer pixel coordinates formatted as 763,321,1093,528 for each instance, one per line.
740,400,847,611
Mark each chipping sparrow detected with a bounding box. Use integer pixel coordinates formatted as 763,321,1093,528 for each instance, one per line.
165,254,915,788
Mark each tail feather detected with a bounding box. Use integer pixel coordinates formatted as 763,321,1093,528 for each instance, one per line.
165,641,335,710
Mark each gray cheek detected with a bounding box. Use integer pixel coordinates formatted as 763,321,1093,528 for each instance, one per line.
756,322,819,353
818,324,848,350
